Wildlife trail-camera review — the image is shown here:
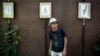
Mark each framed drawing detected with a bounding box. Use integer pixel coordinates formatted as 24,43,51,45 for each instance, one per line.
78,2,91,19
39,2,52,19
3,2,14,19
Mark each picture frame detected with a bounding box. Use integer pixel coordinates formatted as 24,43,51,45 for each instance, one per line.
78,2,91,19
39,2,52,19
3,2,14,19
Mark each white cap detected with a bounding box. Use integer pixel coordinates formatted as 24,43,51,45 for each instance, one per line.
48,18,58,25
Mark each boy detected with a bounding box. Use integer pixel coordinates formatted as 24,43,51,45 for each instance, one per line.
48,18,67,56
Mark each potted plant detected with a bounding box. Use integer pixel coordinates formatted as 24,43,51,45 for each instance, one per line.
0,25,21,56
95,35,100,56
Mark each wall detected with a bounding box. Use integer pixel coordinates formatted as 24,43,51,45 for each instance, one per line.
13,0,46,56
84,0,100,56
0,0,100,56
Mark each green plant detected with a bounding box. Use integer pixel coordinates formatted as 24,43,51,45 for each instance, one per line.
95,35,100,56
1,25,20,56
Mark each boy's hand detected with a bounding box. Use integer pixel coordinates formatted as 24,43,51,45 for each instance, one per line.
63,37,67,56
49,50,51,55
62,50,66,56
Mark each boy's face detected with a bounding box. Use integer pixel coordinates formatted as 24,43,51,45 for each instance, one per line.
50,21,58,30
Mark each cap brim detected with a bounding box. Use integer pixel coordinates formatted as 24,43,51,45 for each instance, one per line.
48,20,58,25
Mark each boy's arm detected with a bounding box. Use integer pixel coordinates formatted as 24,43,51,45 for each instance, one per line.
49,40,52,55
63,37,67,56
